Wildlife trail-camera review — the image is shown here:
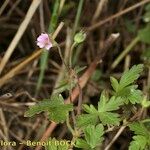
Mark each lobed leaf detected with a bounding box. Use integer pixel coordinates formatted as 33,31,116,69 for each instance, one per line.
129,122,149,136
98,92,123,125
45,138,69,150
75,138,91,149
25,94,73,123
84,124,104,149
110,76,119,92
129,135,147,150
99,112,120,125
119,64,143,91
76,114,98,127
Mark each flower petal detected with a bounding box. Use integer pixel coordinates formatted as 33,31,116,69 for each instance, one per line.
45,43,52,50
37,42,44,48
36,33,52,50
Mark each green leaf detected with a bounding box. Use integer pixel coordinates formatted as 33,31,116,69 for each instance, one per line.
75,124,104,149
54,79,70,94
111,65,144,104
83,104,98,114
54,77,76,94
98,96,123,112
98,92,123,125
75,138,91,149
115,85,142,104
138,25,150,44
77,91,124,127
74,65,87,74
142,99,150,108
57,143,69,150
110,77,119,92
128,88,142,104
99,112,120,125
25,94,73,123
119,64,143,91
129,122,150,150
24,100,53,117
45,138,69,150
45,138,57,150
129,135,147,150
76,114,98,127
76,104,99,127
129,122,149,136
84,124,104,149
47,104,73,123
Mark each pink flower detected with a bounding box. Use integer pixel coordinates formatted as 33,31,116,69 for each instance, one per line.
37,33,52,50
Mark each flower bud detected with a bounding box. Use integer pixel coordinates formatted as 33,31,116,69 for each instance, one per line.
74,31,86,44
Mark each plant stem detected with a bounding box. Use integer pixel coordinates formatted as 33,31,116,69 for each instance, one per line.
36,0,60,92
77,78,82,115
69,42,76,68
71,0,84,66
73,44,83,65
56,44,69,71
147,67,150,94
66,116,75,135
111,36,140,69
72,0,84,36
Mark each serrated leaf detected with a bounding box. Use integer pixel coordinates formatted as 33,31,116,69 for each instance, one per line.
98,96,124,112
24,99,53,117
98,92,123,125
117,85,142,104
47,104,73,123
83,104,97,114
129,135,147,150
98,91,109,110
45,138,57,150
119,64,143,90
112,65,144,104
138,25,150,44
84,124,104,149
58,143,69,150
128,88,142,104
129,122,149,136
25,94,73,123
99,112,120,125
45,138,69,150
76,104,99,127
76,114,98,127
110,76,119,92
75,138,91,149
129,122,150,150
